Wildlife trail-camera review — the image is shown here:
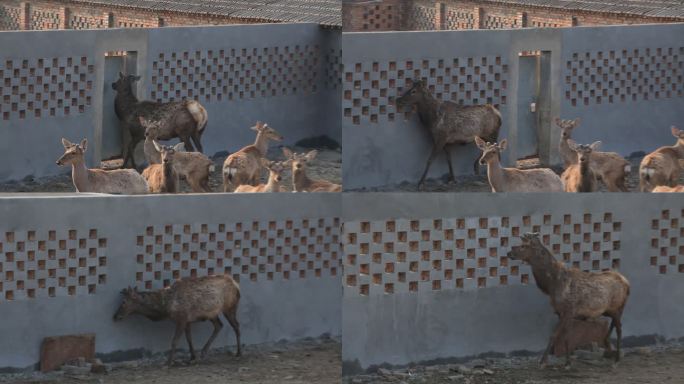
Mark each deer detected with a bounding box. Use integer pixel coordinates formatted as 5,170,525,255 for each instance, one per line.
141,141,180,193
652,185,684,192
282,148,342,192
561,141,601,193
56,138,149,194
551,318,611,358
639,126,684,192
141,117,215,193
475,137,564,192
234,160,287,193
113,275,241,366
507,233,630,367
555,118,630,192
395,79,501,190
112,73,208,169
222,122,283,192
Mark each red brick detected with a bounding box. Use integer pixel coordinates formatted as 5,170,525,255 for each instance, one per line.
40,333,95,373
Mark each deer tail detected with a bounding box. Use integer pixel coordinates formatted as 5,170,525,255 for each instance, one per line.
186,100,208,134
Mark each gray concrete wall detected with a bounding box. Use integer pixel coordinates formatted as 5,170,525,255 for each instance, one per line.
0,24,340,182
342,193,684,370
342,23,684,189
0,193,341,369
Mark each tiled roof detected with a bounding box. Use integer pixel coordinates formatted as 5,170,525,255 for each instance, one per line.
468,0,684,19
70,0,342,27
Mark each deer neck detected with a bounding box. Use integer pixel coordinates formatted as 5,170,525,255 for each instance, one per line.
162,161,175,191
559,137,576,167
70,158,91,192
529,247,565,296
673,139,684,158
253,132,270,156
136,290,170,321
264,173,281,192
416,95,441,131
115,87,140,117
293,168,311,192
485,158,506,192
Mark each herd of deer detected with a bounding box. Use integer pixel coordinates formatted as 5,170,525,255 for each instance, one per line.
56,73,340,195
397,80,683,193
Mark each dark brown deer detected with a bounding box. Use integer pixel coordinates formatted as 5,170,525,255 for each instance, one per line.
113,275,241,366
112,73,208,169
507,233,630,367
395,79,501,190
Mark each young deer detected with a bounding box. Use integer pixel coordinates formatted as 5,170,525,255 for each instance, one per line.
551,318,611,357
639,126,684,192
475,137,564,192
282,148,342,192
141,117,215,193
234,160,287,193
555,118,630,192
113,275,241,366
142,141,180,193
508,233,630,366
561,141,601,193
222,122,283,192
56,138,149,194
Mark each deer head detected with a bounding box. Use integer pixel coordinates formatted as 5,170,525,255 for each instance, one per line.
568,140,601,165
282,148,317,173
152,141,181,165
554,117,581,140
251,121,283,141
672,126,684,145
475,136,506,165
507,232,542,263
111,72,141,93
396,79,428,109
113,286,142,321
263,160,287,183
139,116,163,140
56,138,88,166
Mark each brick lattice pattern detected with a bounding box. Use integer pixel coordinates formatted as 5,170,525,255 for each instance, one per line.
649,209,684,274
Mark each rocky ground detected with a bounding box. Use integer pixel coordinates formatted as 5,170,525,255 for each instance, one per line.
344,340,684,384
0,337,341,384
0,146,341,194
347,154,684,193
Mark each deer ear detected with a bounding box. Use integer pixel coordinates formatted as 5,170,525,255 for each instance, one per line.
173,142,185,152
282,147,293,158
153,140,163,153
474,136,486,150
590,141,602,151
498,139,508,151
567,139,579,151
80,138,88,151
138,116,147,126
118,72,124,79
672,126,681,137
573,117,581,125
61,138,73,148
305,150,318,161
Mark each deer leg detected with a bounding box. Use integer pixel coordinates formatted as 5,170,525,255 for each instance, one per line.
191,132,203,153
167,322,185,366
180,135,195,152
225,308,241,357
418,145,440,190
541,318,566,367
201,317,224,358
444,147,456,183
123,138,138,169
614,318,622,362
185,323,197,361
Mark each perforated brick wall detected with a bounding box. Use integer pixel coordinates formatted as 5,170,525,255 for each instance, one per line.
446,8,475,30
483,13,519,29
0,228,108,301
135,218,341,290
564,47,684,107
30,7,61,30
149,45,324,103
0,4,22,30
649,208,684,275
0,56,95,120
343,56,509,125
408,3,436,30
344,212,622,296
69,13,107,30
326,48,342,90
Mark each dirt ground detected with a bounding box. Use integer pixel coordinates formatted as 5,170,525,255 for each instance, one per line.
345,341,684,384
0,146,341,194
0,337,340,384
347,155,684,193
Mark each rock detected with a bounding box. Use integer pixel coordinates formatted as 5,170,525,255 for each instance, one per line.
377,368,392,376
238,367,250,373
456,365,472,374
40,334,96,372
62,364,92,375
90,359,110,374
575,349,603,360
468,359,486,368
482,368,494,375
448,374,465,381
635,347,652,356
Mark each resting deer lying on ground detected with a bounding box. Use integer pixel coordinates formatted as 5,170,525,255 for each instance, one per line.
556,118,630,192
561,141,601,193
282,148,342,192
640,126,684,192
141,117,215,193
234,161,287,193
56,138,149,194
142,141,180,193
475,137,564,192
222,122,283,192
395,79,501,190
551,317,611,357
508,233,630,367
113,275,241,366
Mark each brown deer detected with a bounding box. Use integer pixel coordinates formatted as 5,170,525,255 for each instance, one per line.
141,117,215,193
112,73,208,169
551,318,611,357
561,141,601,193
234,160,287,193
555,118,630,192
113,275,241,366
222,122,283,192
396,79,501,190
141,141,180,193
640,126,684,192
475,137,564,192
56,138,149,194
653,185,684,192
507,233,630,366
282,148,342,192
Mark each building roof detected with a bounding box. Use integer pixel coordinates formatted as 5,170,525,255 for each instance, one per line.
71,0,342,27
477,0,684,19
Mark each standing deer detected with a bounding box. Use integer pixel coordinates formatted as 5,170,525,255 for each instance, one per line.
142,141,180,193
561,141,601,193
56,138,149,194
234,160,287,193
555,118,630,192
395,79,501,189
475,137,564,192
141,117,215,193
112,73,208,169
508,233,630,366
639,126,684,192
222,122,283,192
282,148,342,192
113,275,241,366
